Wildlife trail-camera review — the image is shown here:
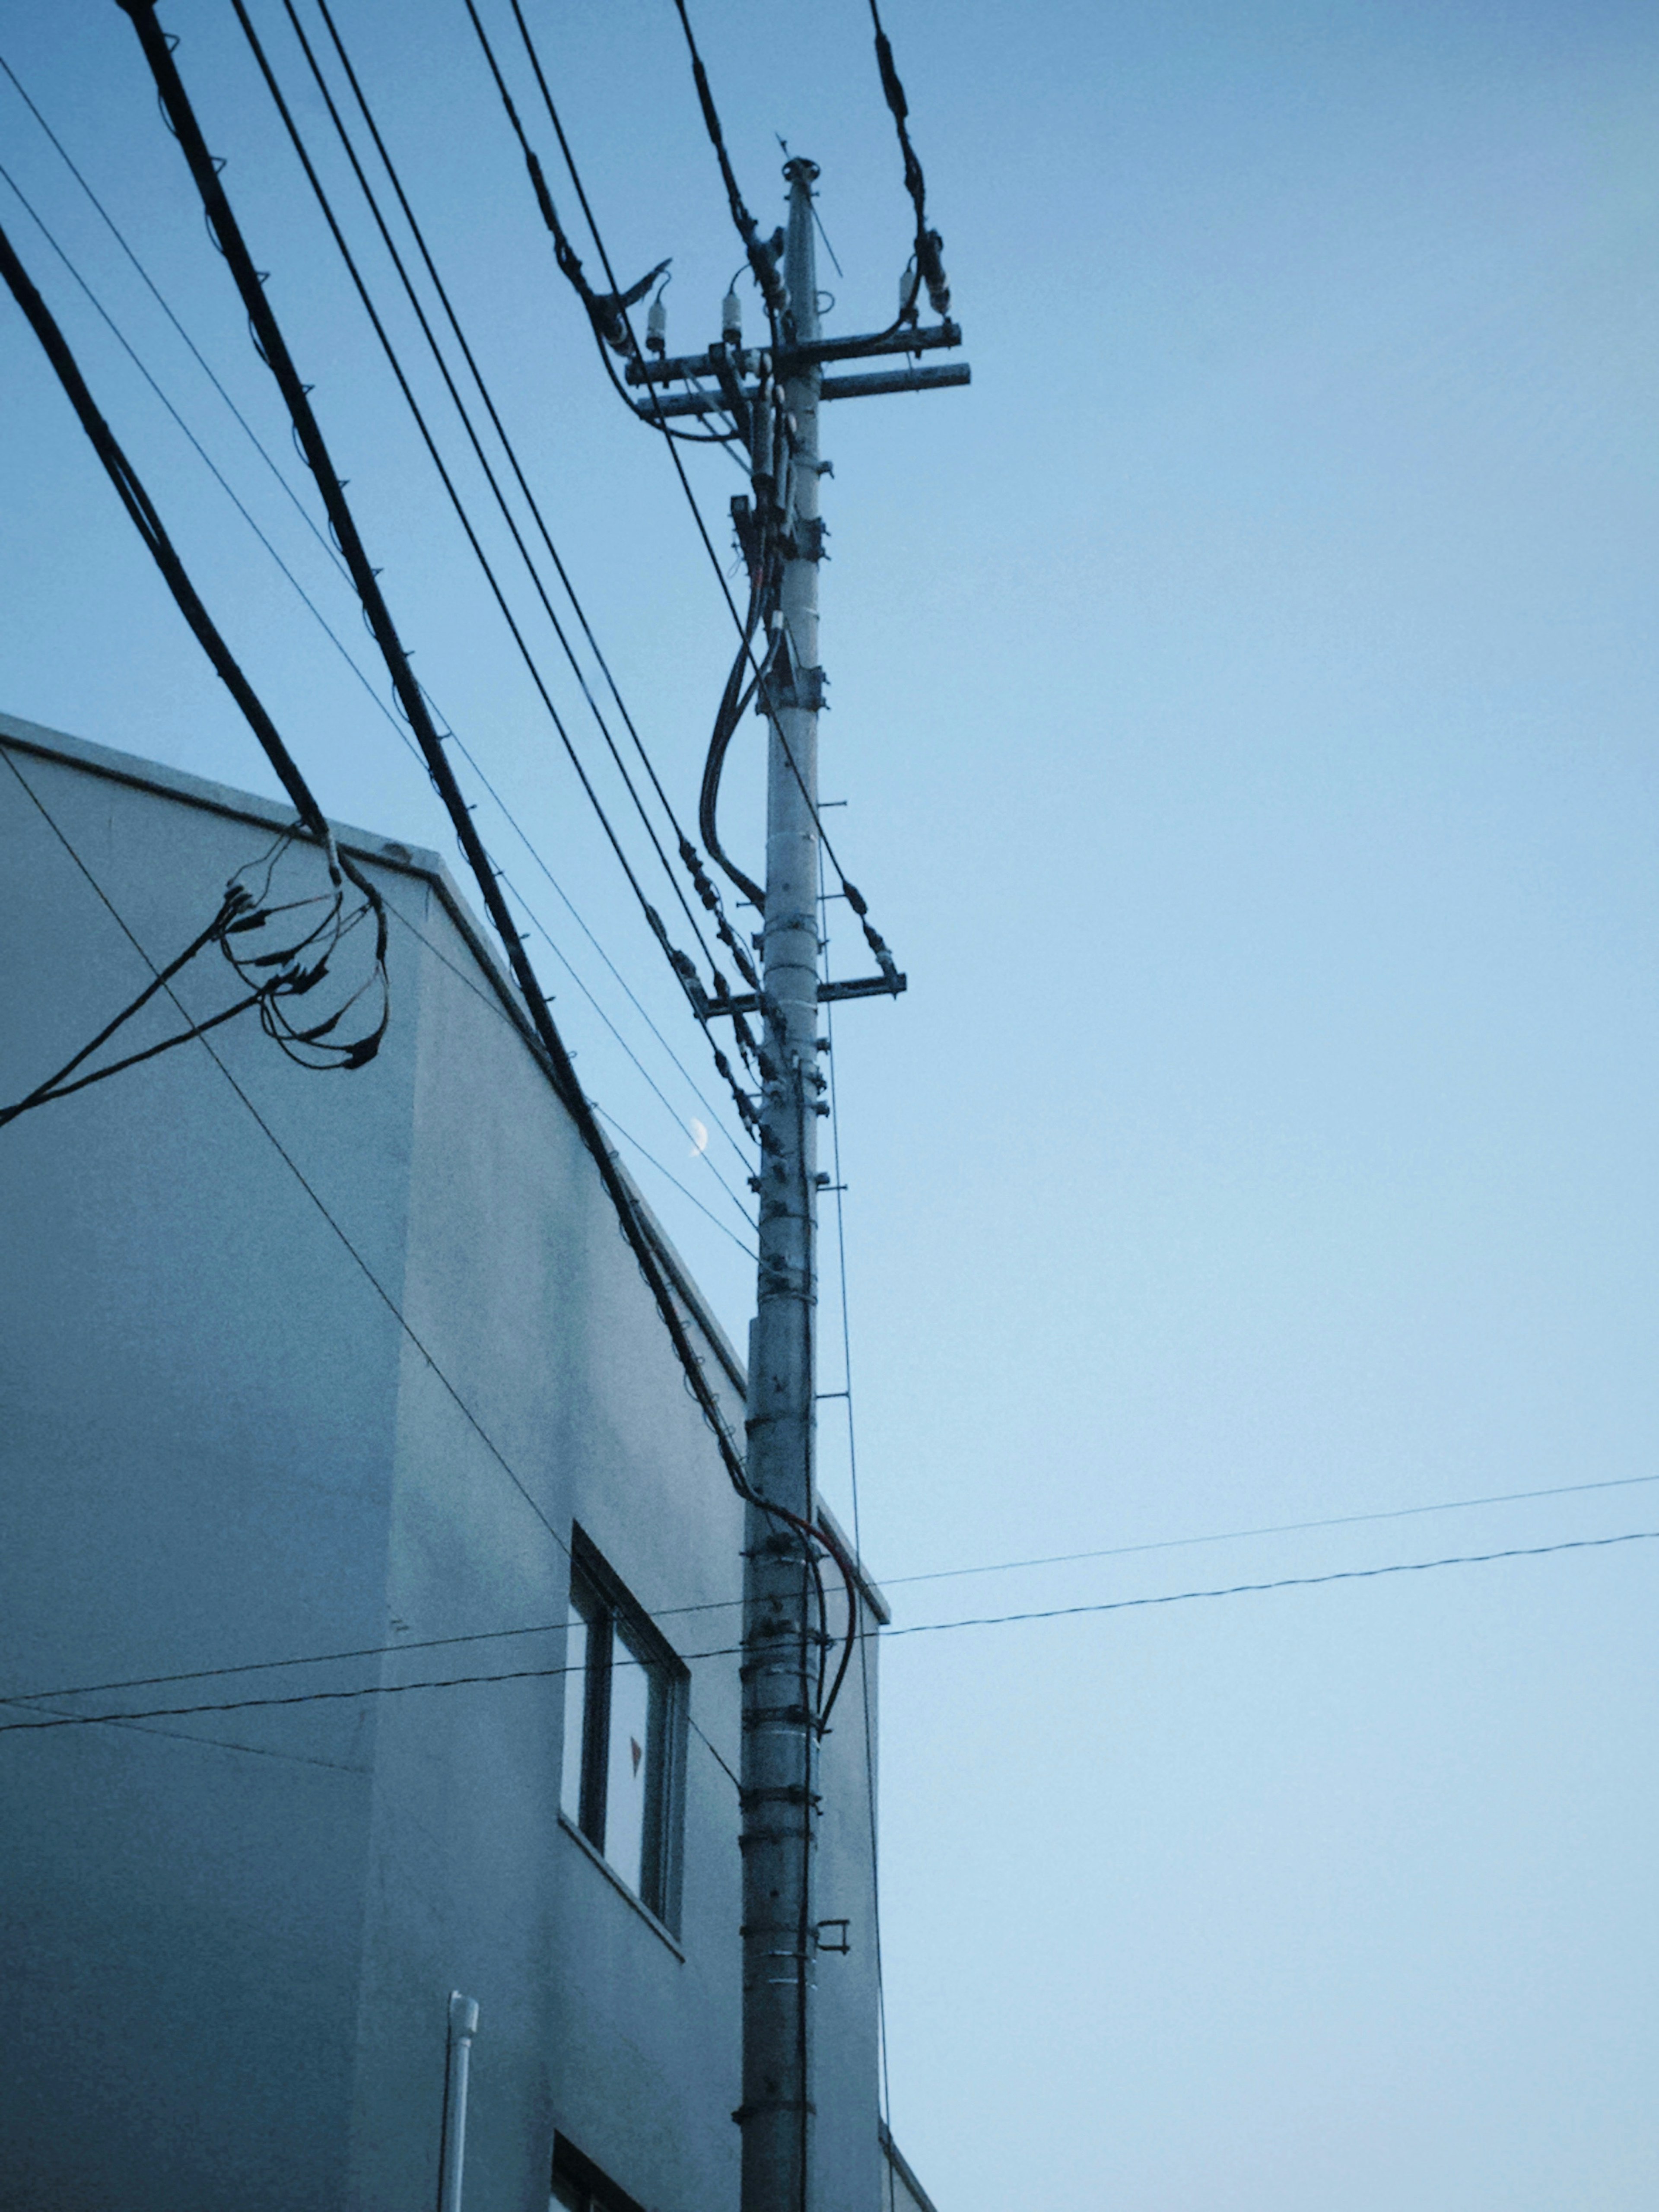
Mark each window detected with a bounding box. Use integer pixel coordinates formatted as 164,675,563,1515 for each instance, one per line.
551,2134,646,2212
559,1533,685,1927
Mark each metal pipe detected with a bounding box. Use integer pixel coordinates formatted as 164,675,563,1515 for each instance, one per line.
438,1991,480,2212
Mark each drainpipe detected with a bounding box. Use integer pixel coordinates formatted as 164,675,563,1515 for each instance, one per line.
439,1991,480,2212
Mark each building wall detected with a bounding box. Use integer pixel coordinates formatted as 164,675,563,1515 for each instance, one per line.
0,718,888,2212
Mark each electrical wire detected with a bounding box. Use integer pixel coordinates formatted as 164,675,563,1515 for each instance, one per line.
229,6,696,977
285,0,728,980
667,0,786,338
496,23,903,977
5,1529,1652,1740
879,1470,1659,1590
235,0,762,1149
0,210,389,1018
117,0,754,1500
0,49,346,582
3,147,753,1205
818,855,893,2146
864,0,950,332
465,0,738,451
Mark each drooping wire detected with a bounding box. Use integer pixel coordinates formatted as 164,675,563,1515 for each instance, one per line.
7,1528,1656,1740
235,0,762,1143
498,17,903,977
818,848,893,2143
0,210,390,1047
116,0,753,1500
864,0,950,332
667,0,787,339
0,49,346,583
461,0,738,452
2,101,753,1203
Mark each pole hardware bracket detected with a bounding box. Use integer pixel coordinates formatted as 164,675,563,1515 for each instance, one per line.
785,515,828,563
812,1920,851,1954
703,972,907,1019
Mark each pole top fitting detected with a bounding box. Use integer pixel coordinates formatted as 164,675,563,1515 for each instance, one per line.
782,156,820,188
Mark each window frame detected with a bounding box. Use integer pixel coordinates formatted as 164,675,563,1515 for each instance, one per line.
560,1529,687,1932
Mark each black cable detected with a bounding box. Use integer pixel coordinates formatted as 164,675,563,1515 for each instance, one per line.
225,4,675,966
5,1529,1653,1741
0,213,321,843
497,20,900,969
461,0,775,1016
4,154,751,1195
0,49,346,583
117,0,752,1500
667,0,786,338
313,0,736,925
235,0,762,1145
465,0,737,451
289,0,727,979
864,0,950,331
0,209,390,1041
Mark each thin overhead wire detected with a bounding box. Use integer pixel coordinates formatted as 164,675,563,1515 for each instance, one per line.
6,1529,1653,1740
114,0,755,1497
235,0,761,1150
502,1,903,963
818,858,893,2144
880,1470,1659,1590
864,0,950,330
464,0,737,451
289,0,728,977
667,0,786,334
4,149,750,1197
0,739,566,1559
0,48,346,580
233,4,701,971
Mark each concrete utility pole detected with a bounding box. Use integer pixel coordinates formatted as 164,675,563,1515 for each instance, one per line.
629,154,967,2212
738,156,826,2212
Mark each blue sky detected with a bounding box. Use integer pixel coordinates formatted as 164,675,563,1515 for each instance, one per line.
4,3,1658,2206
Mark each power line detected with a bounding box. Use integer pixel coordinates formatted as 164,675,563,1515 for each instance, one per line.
595,1106,757,1258
5,1529,1652,1741
0,48,345,580
232,0,762,1154
7,134,750,1190
818,855,893,2148
880,1470,1659,1590
118,1,753,1494
0,739,566,1560
279,0,727,982
507,5,903,960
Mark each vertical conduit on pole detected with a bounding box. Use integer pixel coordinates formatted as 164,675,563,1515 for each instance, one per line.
438,1991,480,2212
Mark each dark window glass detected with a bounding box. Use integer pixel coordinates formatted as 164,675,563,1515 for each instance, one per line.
559,1540,683,1926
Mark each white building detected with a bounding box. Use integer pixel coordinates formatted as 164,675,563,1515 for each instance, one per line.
0,712,934,2212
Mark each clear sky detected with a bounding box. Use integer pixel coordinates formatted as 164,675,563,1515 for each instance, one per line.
4,3,1658,2206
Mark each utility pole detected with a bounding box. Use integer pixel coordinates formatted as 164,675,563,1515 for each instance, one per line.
738,156,826,2212
629,158,967,2212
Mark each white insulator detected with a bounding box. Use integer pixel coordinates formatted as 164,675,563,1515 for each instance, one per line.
721,289,742,346
647,295,667,355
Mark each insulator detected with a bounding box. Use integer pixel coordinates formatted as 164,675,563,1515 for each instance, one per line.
647,294,667,356
722,289,742,346
898,258,918,322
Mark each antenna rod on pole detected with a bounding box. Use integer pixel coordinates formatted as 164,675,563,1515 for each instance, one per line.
739,154,824,2212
